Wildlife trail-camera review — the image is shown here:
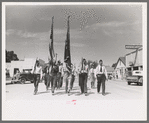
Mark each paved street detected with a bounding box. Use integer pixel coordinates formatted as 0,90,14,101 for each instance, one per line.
6,78,143,101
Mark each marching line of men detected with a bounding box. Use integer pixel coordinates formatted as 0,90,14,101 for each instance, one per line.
32,58,108,96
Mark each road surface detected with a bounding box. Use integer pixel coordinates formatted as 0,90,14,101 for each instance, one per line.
6,78,143,101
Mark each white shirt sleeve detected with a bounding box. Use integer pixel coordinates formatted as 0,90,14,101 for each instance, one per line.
40,67,42,79
31,65,35,73
94,66,98,78
103,66,108,79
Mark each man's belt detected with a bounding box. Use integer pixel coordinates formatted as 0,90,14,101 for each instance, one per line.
96,74,104,77
81,70,87,73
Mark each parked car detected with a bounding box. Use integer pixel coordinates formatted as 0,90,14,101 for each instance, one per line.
19,69,34,84
108,74,113,80
126,68,143,86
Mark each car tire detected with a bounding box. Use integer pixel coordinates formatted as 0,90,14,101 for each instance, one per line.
31,81,34,83
128,82,131,85
21,78,26,84
139,77,143,86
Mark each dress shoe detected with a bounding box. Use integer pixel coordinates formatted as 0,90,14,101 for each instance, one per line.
33,91,37,95
102,93,106,96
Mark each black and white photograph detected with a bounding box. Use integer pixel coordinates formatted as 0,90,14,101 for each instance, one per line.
2,2,147,121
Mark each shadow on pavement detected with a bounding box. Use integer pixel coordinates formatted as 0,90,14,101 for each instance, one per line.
37,91,50,95
68,91,81,96
68,91,95,96
6,83,13,85
6,82,33,85
53,91,67,96
104,92,111,95
97,92,111,96
129,83,142,86
84,92,95,96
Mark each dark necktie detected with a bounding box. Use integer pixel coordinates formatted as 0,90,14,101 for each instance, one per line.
100,66,102,72
47,67,49,74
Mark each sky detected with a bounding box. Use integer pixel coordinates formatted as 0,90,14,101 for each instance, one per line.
6,4,142,66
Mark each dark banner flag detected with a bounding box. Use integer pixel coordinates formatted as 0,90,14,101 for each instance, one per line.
64,16,71,72
49,16,55,62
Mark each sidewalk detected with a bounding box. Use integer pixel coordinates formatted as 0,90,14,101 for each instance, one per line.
112,78,127,82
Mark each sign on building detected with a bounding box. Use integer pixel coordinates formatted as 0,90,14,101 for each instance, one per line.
125,45,142,49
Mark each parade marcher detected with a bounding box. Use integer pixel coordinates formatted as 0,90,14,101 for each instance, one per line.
44,65,50,90
60,63,64,88
51,59,59,95
95,60,108,96
44,62,52,91
70,64,76,90
57,60,63,89
89,63,95,89
12,70,20,84
79,58,89,96
32,60,42,95
63,59,72,95
12,70,20,80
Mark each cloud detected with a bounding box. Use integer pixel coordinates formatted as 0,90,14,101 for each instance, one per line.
71,43,86,47
86,20,142,29
98,21,126,27
39,17,51,21
6,29,16,36
103,30,113,37
6,28,86,48
84,20,142,37
6,29,65,40
6,29,38,38
54,42,86,48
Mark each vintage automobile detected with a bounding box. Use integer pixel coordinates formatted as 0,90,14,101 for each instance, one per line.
18,69,35,84
126,68,143,86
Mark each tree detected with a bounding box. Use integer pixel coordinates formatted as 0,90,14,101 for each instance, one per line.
112,63,117,68
87,60,98,69
6,50,19,62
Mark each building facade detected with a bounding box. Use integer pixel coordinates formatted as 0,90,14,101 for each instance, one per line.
6,58,45,77
114,57,126,80
125,47,142,69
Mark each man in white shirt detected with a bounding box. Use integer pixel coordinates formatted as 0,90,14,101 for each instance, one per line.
32,60,42,95
70,64,76,90
63,59,72,95
78,58,89,96
57,60,63,89
95,60,108,96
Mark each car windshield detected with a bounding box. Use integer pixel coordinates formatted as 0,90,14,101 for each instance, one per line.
22,69,32,73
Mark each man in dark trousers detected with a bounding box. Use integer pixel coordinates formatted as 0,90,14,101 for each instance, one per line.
51,60,59,95
32,59,42,95
63,60,72,95
95,60,108,96
57,60,63,89
79,58,89,96
44,62,52,91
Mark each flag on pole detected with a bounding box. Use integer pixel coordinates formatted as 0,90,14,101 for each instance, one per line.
64,16,71,72
49,16,55,62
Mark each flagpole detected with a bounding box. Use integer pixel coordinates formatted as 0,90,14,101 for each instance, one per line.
64,16,71,72
49,16,55,68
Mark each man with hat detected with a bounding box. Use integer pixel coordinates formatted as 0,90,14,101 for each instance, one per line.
95,60,108,96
